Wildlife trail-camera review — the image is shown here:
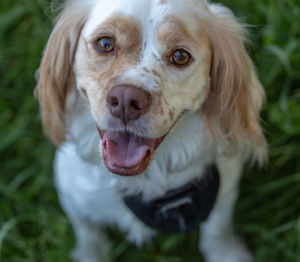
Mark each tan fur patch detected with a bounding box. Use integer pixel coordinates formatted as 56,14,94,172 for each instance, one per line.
153,106,160,115
159,0,168,4
76,15,144,122
157,17,197,63
160,108,164,115
151,69,161,79
159,118,170,131
143,67,150,73
151,90,162,97
197,15,267,162
37,4,89,146
169,110,174,121
85,15,142,83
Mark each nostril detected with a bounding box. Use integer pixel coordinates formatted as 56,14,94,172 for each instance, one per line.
130,100,142,111
108,96,119,107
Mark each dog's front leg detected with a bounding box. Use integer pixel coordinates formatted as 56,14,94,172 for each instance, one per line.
71,220,111,262
199,155,254,262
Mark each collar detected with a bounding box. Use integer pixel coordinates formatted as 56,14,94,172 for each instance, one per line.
123,164,220,233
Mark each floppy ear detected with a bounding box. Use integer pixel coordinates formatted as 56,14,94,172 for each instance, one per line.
201,13,267,164
36,5,88,146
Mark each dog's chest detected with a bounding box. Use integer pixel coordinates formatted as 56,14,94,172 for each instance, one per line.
123,164,220,233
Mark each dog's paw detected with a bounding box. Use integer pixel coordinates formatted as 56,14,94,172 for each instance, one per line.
201,236,254,262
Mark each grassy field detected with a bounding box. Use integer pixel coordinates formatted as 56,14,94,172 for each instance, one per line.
0,0,299,261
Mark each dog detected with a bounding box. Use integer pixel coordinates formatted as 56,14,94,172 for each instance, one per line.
37,0,267,261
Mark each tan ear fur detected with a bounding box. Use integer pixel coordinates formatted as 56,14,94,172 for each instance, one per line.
37,4,88,146
201,15,267,164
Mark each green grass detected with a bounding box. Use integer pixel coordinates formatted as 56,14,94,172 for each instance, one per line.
0,0,299,261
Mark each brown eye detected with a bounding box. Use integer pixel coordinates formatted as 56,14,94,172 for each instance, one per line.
96,37,114,53
171,49,191,66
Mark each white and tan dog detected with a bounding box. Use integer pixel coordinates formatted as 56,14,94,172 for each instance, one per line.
37,0,267,261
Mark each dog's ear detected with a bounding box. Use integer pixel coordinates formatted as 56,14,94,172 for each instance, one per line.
202,13,267,163
36,5,88,146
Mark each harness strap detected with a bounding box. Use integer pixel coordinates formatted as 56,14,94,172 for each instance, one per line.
123,164,220,233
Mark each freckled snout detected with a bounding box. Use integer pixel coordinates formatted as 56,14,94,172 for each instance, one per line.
107,86,152,124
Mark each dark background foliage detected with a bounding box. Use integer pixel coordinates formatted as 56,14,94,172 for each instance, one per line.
0,0,299,261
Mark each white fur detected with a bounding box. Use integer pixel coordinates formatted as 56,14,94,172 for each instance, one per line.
55,96,253,262
40,0,266,261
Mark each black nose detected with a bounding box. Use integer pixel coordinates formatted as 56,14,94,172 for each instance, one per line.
107,86,152,124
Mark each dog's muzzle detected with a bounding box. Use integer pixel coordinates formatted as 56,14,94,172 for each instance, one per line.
98,85,166,176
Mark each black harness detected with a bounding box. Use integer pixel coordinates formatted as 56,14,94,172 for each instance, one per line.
123,164,219,233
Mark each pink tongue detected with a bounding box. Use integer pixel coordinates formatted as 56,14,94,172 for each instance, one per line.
103,131,155,168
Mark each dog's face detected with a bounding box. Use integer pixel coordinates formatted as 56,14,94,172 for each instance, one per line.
74,0,212,175
37,0,267,176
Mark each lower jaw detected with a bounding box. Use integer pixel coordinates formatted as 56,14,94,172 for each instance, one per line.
102,149,152,176
97,126,170,176
100,134,166,177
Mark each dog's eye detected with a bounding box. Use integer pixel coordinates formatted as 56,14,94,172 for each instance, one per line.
96,37,115,53
170,49,191,66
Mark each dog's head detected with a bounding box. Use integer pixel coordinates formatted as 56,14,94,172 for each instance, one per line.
37,0,266,176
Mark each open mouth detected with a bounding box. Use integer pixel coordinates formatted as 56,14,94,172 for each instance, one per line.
97,129,165,176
